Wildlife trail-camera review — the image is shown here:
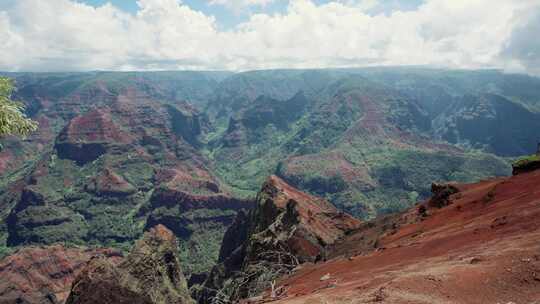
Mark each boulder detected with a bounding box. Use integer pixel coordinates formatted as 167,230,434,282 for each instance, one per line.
66,225,195,304
0,246,122,304
427,183,459,208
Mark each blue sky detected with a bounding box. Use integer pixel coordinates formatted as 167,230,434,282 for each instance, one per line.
79,0,291,29
79,0,425,29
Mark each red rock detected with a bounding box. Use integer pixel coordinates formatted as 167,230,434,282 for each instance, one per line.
66,225,195,304
57,108,132,144
55,108,134,165
254,175,361,254
199,175,360,302
0,246,122,304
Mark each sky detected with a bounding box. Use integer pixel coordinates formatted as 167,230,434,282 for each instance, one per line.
0,0,539,74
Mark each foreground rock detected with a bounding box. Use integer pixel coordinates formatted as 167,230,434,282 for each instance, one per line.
199,175,361,303
512,154,540,175
265,169,540,304
427,182,459,208
66,225,195,304
0,246,122,304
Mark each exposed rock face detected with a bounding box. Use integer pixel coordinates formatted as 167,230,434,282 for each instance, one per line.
199,176,360,302
244,175,361,263
217,209,249,263
221,117,246,148
55,108,132,165
0,246,122,304
165,104,205,147
120,225,194,304
64,258,151,304
138,183,253,272
66,225,195,304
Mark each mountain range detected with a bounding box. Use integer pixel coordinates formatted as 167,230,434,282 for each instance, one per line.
1,67,539,279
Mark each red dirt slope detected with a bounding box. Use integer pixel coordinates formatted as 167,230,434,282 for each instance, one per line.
262,170,540,304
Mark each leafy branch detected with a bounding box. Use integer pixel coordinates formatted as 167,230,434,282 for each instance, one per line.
0,77,38,149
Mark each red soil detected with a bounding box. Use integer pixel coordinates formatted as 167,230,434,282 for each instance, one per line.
263,170,540,304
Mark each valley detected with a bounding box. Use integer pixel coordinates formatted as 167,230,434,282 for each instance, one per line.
0,68,538,295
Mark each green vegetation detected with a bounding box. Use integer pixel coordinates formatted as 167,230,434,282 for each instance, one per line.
207,72,513,219
178,221,229,274
1,68,537,273
0,77,38,148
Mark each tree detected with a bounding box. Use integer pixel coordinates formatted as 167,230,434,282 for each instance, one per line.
0,77,38,149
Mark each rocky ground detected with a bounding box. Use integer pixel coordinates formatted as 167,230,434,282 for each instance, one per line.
247,170,540,304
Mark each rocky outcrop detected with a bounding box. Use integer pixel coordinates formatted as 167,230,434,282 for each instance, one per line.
512,155,540,175
221,117,247,148
64,258,151,304
165,104,206,148
0,246,122,304
138,184,253,273
144,186,250,214
427,182,459,208
66,225,195,304
264,167,540,304
120,225,194,304
217,209,250,262
243,175,361,263
199,176,360,302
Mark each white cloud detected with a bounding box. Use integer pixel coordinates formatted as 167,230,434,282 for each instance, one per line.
500,7,540,75
0,0,539,74
336,0,379,11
